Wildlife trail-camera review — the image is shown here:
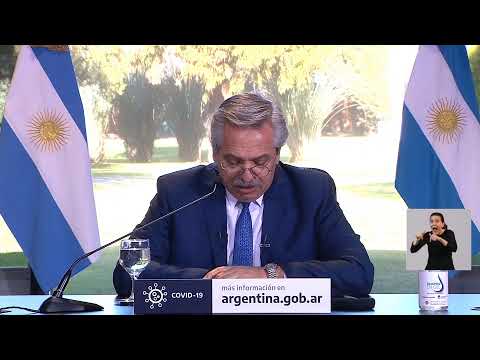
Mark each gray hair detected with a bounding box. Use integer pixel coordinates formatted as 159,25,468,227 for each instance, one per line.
210,91,289,153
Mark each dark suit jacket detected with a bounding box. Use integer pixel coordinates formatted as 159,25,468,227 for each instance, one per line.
113,162,374,298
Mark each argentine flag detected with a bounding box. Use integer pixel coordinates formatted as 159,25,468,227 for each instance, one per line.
395,45,480,255
0,45,101,292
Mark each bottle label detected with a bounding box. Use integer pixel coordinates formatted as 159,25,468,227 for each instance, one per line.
419,271,448,310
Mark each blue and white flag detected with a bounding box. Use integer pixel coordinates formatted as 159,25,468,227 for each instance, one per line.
395,45,480,255
0,45,101,292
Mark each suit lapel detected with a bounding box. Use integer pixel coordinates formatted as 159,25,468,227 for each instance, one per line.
261,164,288,265
200,164,228,267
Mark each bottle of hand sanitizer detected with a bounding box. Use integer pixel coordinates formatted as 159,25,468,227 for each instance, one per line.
418,271,448,311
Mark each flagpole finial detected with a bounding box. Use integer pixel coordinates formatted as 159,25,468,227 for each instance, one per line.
30,45,69,52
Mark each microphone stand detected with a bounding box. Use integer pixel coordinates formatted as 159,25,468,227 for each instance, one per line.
38,183,218,314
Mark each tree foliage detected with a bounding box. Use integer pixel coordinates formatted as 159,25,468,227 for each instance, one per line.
229,46,389,161
113,71,160,162
0,45,16,81
71,45,165,162
0,45,17,122
70,45,390,163
158,76,207,161
159,46,234,160
469,45,480,107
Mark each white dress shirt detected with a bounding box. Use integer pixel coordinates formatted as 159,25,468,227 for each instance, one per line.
225,190,264,266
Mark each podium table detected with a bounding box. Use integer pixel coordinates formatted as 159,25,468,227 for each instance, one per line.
1,294,480,315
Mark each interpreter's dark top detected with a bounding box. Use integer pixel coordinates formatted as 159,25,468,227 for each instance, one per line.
410,229,457,270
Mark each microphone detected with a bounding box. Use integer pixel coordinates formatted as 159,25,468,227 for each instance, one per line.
259,234,271,248
38,174,221,314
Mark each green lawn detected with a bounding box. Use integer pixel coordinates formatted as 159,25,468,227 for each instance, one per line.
340,182,401,200
92,162,157,178
92,163,152,178
91,145,213,178
3,249,478,294
108,146,210,164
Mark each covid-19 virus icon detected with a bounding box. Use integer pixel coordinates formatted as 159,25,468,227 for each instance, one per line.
143,283,168,309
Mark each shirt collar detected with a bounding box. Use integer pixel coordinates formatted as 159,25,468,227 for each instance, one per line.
225,189,264,208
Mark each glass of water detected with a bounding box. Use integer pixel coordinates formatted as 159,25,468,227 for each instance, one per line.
119,238,150,304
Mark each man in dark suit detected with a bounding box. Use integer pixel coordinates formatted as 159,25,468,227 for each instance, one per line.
113,92,374,298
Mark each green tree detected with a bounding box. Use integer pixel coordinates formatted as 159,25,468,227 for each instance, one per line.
469,45,480,105
335,45,390,122
157,75,207,161
232,46,337,161
71,46,129,162
79,84,111,163
232,45,389,162
280,87,319,162
71,45,166,163
114,71,159,162
129,45,238,162
102,45,390,163
0,45,17,122
0,45,16,81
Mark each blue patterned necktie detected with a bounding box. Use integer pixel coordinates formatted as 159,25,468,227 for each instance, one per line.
232,202,253,266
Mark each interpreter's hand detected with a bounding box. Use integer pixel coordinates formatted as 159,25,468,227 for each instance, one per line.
203,266,267,279
414,232,424,245
430,233,440,242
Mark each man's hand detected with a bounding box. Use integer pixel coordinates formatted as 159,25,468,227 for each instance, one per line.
203,266,267,279
203,266,286,279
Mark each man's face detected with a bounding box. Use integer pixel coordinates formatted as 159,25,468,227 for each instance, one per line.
214,121,279,202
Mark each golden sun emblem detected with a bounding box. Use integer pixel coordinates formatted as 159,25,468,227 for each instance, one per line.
426,98,466,144
27,109,69,152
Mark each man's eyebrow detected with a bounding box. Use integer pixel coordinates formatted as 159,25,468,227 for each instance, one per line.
223,154,241,161
252,154,270,162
